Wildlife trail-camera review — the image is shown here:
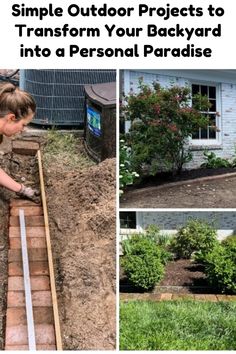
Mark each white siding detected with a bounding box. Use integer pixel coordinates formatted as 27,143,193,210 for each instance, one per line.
120,211,236,241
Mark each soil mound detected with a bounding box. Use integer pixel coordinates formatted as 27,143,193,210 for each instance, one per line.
45,158,116,350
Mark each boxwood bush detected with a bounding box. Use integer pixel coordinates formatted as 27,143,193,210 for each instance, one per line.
121,234,168,290
170,219,218,259
201,236,236,294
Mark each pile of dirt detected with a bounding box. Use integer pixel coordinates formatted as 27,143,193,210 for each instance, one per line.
0,151,12,350
44,157,116,350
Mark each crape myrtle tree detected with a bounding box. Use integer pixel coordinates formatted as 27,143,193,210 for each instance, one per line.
122,80,211,176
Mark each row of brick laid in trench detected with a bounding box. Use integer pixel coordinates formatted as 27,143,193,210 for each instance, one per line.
5,199,56,351
120,293,236,302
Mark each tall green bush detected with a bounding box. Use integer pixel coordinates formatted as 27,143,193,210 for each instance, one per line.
170,219,218,259
122,234,168,290
203,238,236,294
123,80,211,176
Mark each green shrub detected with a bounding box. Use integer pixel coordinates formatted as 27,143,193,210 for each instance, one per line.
170,219,218,259
121,235,166,290
122,254,164,290
145,224,172,247
221,235,236,247
201,151,232,169
203,242,236,294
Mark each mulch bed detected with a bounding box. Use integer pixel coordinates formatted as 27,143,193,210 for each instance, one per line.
127,167,236,190
159,259,207,287
120,259,219,295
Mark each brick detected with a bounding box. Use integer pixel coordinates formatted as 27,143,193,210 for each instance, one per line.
5,324,55,346
216,294,228,301
146,294,162,301
6,308,26,327
120,293,141,301
5,344,56,350
11,206,43,217
9,249,48,262
6,307,54,326
160,293,172,301
10,199,39,208
10,216,44,227
12,140,39,155
9,261,49,276
194,294,206,301
204,295,218,302
225,295,236,301
10,237,46,249
9,226,46,238
8,276,50,291
8,291,52,307
171,294,195,301
178,294,195,300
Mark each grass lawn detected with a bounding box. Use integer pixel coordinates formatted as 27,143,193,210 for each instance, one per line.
43,130,94,170
120,300,236,350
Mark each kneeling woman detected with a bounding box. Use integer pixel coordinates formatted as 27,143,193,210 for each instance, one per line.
0,82,38,198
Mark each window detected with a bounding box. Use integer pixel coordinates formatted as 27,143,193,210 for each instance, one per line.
120,212,136,229
191,83,219,142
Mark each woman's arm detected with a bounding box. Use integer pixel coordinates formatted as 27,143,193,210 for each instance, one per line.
0,168,21,192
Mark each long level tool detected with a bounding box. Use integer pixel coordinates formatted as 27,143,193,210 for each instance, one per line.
19,209,36,351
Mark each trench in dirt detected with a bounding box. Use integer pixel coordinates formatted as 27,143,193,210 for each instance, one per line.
0,136,116,350
0,141,49,349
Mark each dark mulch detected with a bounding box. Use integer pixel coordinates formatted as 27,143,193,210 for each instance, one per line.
120,259,219,294
159,259,207,287
127,167,236,190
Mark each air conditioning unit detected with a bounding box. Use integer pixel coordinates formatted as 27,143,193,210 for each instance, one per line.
20,69,116,126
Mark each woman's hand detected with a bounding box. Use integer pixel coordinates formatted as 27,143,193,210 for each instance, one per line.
17,184,40,201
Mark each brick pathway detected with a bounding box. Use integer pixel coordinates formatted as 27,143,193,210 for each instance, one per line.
5,199,56,350
120,293,236,302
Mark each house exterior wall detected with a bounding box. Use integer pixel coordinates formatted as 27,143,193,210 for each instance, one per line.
120,211,236,242
122,70,236,169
